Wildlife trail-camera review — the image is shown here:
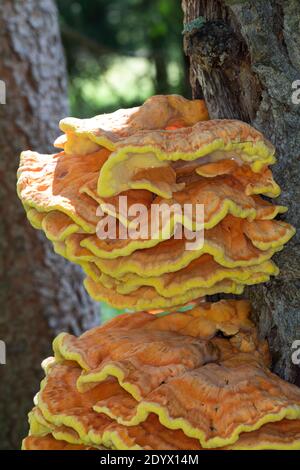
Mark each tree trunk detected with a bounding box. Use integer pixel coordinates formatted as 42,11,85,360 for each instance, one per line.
182,0,300,384
0,0,99,450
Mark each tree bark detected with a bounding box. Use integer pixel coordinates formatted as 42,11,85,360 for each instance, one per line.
182,0,300,384
0,0,99,450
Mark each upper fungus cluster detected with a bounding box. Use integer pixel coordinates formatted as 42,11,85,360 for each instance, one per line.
17,95,295,311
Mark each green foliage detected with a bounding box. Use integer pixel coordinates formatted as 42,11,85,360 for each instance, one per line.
99,302,126,324
57,0,189,117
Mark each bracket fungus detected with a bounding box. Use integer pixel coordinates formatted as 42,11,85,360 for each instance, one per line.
23,301,300,450
17,95,295,311
18,95,298,450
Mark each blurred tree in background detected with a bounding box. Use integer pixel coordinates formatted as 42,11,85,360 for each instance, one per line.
57,0,189,117
0,0,100,449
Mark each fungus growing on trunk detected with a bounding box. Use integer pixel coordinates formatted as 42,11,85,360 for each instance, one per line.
17,96,294,311
23,301,300,450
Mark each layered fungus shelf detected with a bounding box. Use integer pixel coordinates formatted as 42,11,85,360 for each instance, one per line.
17,95,298,450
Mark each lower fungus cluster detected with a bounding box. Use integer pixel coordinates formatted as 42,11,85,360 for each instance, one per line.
17,95,295,311
23,300,300,451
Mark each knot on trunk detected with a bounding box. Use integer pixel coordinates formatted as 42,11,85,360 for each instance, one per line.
185,20,243,70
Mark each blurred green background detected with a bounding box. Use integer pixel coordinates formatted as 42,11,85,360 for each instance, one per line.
57,0,190,117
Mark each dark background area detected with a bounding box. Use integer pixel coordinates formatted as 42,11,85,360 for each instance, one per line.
57,0,190,117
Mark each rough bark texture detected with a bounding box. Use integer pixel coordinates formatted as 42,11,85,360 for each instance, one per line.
182,0,300,384
0,0,99,450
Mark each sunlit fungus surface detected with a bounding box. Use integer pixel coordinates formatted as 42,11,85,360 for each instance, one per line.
18,95,297,450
